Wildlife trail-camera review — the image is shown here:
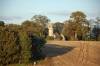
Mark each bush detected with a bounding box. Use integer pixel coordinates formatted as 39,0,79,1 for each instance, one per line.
46,36,54,40
0,24,46,65
55,35,62,40
29,35,46,61
19,31,31,63
97,35,100,41
0,29,21,66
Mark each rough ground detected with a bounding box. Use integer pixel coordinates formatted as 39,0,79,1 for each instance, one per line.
35,41,100,66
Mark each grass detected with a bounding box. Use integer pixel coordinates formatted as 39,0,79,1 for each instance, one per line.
9,64,27,66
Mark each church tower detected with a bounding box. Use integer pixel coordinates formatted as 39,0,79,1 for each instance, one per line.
48,23,53,36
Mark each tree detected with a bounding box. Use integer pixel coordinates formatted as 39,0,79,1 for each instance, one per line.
91,17,100,41
22,20,43,37
53,22,64,40
31,15,50,37
53,22,64,34
63,11,90,40
31,15,50,27
92,26,100,40
63,20,76,40
0,21,5,26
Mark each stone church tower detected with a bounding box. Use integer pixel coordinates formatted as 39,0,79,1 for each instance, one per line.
48,23,54,36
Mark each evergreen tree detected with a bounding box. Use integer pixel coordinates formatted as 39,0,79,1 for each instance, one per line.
19,30,31,63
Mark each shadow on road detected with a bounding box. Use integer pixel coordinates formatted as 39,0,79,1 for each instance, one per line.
42,44,75,57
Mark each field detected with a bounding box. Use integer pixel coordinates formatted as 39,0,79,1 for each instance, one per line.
9,41,100,66
35,41,100,66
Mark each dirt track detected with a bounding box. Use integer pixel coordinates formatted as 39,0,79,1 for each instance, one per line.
36,41,100,66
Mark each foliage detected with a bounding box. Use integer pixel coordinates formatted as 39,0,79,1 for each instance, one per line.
46,36,54,40
54,32,62,40
22,20,44,37
19,30,31,63
0,21,46,65
97,35,100,41
5,24,21,31
92,26,100,41
31,15,50,27
29,35,46,60
62,11,90,40
0,28,21,66
53,22,64,34
0,21,5,26
1,11,100,66
31,15,50,38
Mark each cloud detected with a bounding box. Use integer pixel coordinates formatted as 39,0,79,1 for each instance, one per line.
0,16,23,21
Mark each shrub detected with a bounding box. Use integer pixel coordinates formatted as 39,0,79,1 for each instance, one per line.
97,35,100,41
19,31,31,63
0,29,21,66
46,36,54,40
0,24,46,65
29,35,46,61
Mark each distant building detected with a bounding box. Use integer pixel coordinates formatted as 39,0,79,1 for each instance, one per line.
47,23,65,40
48,23,54,36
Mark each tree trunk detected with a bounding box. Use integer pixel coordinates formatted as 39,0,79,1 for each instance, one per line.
75,32,78,40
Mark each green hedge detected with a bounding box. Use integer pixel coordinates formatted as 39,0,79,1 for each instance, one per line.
0,29,21,66
19,31,31,63
0,28,46,66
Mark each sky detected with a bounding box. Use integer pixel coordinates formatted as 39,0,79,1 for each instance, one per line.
0,0,100,24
